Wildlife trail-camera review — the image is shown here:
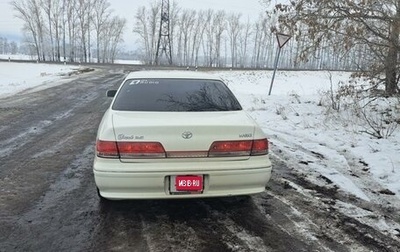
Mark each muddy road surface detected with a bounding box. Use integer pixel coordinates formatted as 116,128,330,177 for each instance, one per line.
1,67,399,252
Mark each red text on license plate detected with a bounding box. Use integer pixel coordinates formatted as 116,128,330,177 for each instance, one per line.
175,176,203,191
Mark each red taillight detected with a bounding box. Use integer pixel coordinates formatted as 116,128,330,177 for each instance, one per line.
96,139,268,159
96,140,119,158
251,139,269,156
208,139,269,157
209,140,252,157
96,140,166,159
118,142,166,158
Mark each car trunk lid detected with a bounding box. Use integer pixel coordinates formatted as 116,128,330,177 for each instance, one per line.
111,111,257,160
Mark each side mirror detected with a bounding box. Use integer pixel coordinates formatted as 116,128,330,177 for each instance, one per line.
106,90,117,97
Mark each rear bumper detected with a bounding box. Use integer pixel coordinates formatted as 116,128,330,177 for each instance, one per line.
93,156,272,199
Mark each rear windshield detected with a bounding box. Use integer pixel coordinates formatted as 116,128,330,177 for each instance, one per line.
112,78,242,112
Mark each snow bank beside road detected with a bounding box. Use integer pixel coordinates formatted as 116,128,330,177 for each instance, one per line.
0,62,84,98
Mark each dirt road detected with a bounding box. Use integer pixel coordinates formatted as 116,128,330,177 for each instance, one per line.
0,67,399,251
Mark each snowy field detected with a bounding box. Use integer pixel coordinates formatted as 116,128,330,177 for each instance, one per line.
0,54,33,61
114,59,143,65
1,62,399,236
216,70,400,201
0,62,86,98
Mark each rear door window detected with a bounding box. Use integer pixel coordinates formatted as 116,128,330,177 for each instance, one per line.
112,78,242,112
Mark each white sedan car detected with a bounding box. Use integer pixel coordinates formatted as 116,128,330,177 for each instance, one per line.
93,71,272,200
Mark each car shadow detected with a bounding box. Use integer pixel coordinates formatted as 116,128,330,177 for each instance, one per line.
98,195,252,220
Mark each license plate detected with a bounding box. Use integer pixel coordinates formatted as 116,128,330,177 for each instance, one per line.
174,175,203,192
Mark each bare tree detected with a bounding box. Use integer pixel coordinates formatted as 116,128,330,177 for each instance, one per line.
42,0,55,60
169,2,181,65
0,37,11,54
75,0,89,62
51,0,63,61
180,9,196,65
238,18,252,68
29,0,46,61
251,16,263,68
108,17,127,63
39,0,62,61
269,0,400,95
190,10,206,66
132,2,161,64
175,14,184,65
92,0,111,63
213,10,226,67
149,2,161,64
12,0,41,60
227,13,242,67
12,0,125,63
10,41,19,54
133,7,151,64
65,0,78,62
203,9,215,66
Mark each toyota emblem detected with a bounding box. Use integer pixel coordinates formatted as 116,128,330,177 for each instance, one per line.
182,131,193,139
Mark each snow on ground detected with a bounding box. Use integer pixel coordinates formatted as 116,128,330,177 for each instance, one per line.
114,59,143,65
0,54,33,61
1,62,399,237
214,70,400,237
214,70,400,200
0,62,85,98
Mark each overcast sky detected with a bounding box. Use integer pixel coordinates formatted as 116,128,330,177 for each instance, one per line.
0,0,268,50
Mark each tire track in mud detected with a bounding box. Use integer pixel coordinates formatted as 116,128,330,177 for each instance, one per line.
91,199,232,251
0,70,125,246
266,129,371,200
266,128,400,221
0,69,127,252
273,123,400,238
266,127,399,205
0,72,123,162
269,157,400,252
199,197,318,252
0,71,125,215
1,145,100,252
89,193,341,252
